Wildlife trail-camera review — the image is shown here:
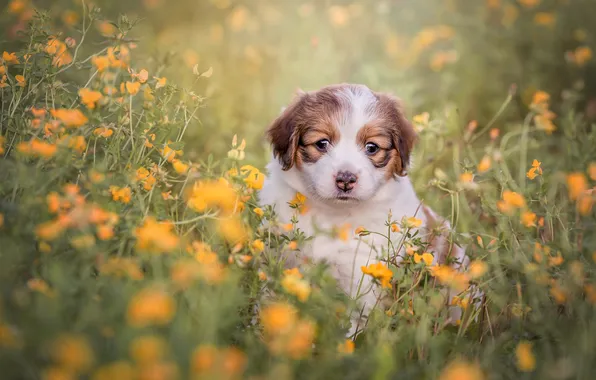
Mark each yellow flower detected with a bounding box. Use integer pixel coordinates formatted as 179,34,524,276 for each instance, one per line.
534,113,556,134
172,159,189,174
531,91,550,109
468,260,488,279
534,12,556,27
253,207,264,217
526,159,542,180
258,271,267,281
2,51,19,64
477,155,491,173
361,262,393,289
217,217,249,244
239,165,265,189
125,81,141,95
412,112,430,132
261,303,297,335
337,339,355,355
15,74,25,87
129,335,167,364
439,359,484,380
459,172,474,183
51,108,88,128
51,334,95,373
135,217,179,253
99,257,143,280
288,191,308,214
91,55,109,72
79,88,103,109
391,223,400,233
566,172,588,201
251,239,265,253
520,211,537,227
588,162,596,181
62,10,79,26
515,341,536,372
336,223,351,241
571,46,593,66
45,38,73,67
428,265,469,292
414,252,434,266
154,76,167,89
186,179,240,214
281,273,311,302
287,241,298,250
404,216,423,228
127,287,176,327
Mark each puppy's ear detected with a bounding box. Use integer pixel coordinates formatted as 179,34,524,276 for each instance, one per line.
267,92,307,170
375,93,417,177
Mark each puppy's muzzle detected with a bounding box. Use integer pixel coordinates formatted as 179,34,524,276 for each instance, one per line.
335,171,358,192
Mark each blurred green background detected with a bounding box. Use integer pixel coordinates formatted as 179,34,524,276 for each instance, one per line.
3,0,596,164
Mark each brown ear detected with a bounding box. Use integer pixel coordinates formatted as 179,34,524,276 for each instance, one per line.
375,93,417,177
266,93,307,170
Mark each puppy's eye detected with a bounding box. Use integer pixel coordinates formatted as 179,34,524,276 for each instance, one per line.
365,142,380,155
314,139,330,152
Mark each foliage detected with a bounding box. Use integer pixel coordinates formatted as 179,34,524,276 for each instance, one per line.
1,1,596,379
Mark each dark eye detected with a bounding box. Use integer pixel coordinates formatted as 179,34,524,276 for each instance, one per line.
314,139,330,152
365,142,380,155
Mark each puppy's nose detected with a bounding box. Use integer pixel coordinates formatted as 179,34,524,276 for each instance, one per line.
335,171,358,192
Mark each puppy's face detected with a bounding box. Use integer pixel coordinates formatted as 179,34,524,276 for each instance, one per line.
267,84,416,204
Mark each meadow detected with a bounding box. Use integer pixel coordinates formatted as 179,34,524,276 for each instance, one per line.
1,0,596,379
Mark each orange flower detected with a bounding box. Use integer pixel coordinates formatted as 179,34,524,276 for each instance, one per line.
79,88,103,109
217,217,249,244
92,55,109,72
15,74,25,87
497,190,526,214
439,359,485,380
414,252,434,266
566,172,588,201
125,81,141,95
534,12,556,27
127,287,176,327
135,217,179,253
51,108,88,128
361,262,393,288
459,172,474,183
50,334,95,373
93,126,113,138
17,139,57,158
588,162,596,181
154,76,167,89
110,186,132,204
520,211,537,227
2,51,19,64
45,38,73,67
477,155,491,173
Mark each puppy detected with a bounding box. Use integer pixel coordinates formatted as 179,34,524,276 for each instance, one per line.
259,84,471,336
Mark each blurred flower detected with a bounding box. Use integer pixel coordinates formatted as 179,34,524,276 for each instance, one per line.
588,162,596,180
227,6,249,31
521,211,537,227
186,179,239,214
161,141,183,162
477,155,491,173
261,303,297,335
361,262,393,288
281,272,311,302
45,38,73,67
17,139,57,158
391,223,400,233
154,76,167,89
172,159,189,174
129,335,167,364
99,257,143,280
515,341,536,372
251,239,265,253
534,12,556,27
91,361,136,380
337,339,355,355
328,5,350,27
217,217,249,244
110,186,132,203
253,207,264,217
566,172,588,200
428,265,469,292
62,10,79,26
412,112,430,132
2,51,19,64
93,126,113,138
97,21,117,36
414,252,434,265
50,334,95,374
190,345,247,378
135,217,179,253
497,190,526,214
439,359,484,380
460,172,474,183
519,0,540,8
468,261,488,279
127,287,176,327
567,46,593,66
79,88,103,109
404,216,423,228
430,50,458,72
51,109,88,128
15,74,25,87
287,241,298,250
125,81,141,95
92,55,109,72
27,278,55,297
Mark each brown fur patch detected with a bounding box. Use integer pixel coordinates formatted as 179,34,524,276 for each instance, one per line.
267,85,348,170
373,92,417,178
356,120,395,169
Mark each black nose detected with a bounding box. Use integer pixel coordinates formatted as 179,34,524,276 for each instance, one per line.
335,171,357,191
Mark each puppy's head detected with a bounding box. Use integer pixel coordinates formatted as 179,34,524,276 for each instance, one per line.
267,84,416,204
